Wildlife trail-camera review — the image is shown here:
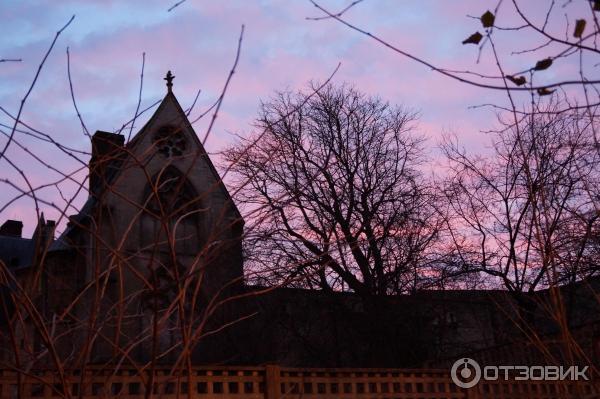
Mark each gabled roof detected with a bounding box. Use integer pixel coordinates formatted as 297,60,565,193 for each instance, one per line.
50,83,243,252
125,89,242,221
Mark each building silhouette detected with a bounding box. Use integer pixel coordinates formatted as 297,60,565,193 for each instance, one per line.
0,74,598,370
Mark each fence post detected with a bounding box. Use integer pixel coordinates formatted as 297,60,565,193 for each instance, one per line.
265,365,281,399
465,386,481,399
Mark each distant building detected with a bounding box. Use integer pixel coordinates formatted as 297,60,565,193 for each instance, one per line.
0,74,598,369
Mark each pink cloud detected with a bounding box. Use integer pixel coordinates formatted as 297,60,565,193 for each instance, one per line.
1,0,592,236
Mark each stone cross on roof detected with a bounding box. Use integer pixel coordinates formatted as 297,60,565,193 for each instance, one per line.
164,70,175,92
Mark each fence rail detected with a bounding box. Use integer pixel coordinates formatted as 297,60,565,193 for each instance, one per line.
0,365,596,399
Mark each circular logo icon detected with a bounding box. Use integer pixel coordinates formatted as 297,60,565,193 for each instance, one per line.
451,358,481,389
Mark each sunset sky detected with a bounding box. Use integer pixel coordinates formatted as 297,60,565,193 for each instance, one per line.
0,0,588,235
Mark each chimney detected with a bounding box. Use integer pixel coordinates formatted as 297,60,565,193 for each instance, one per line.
31,214,56,266
0,220,23,238
32,213,55,240
90,131,125,196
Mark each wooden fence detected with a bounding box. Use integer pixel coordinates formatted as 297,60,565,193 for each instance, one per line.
0,365,596,399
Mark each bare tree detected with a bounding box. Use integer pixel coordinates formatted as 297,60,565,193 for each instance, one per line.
443,101,599,293
303,2,600,377
225,83,442,297
440,99,600,348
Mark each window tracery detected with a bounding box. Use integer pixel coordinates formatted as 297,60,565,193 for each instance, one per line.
153,125,187,158
148,166,197,217
140,166,204,254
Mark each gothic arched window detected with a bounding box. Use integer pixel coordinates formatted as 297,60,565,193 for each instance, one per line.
140,166,204,254
148,166,198,217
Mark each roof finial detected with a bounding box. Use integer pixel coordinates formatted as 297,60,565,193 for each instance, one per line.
164,70,175,92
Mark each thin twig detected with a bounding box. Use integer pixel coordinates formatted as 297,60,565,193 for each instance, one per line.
66,46,91,138
202,25,244,145
308,1,600,91
128,52,146,142
167,0,187,12
185,88,202,116
0,15,75,161
306,0,364,20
